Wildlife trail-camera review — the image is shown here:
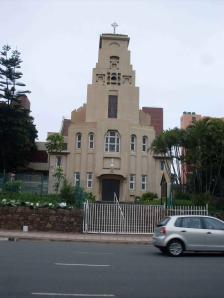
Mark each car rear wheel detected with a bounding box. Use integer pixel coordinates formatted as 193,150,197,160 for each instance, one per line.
167,240,184,257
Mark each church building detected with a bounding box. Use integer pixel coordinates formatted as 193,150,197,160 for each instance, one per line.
48,30,166,202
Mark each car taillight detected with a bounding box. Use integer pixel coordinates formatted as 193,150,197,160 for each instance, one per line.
160,227,166,235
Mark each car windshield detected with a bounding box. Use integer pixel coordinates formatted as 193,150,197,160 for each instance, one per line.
157,217,171,227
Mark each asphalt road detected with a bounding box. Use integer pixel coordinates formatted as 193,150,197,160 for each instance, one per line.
0,240,224,298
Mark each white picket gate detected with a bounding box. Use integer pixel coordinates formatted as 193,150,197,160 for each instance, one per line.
83,202,208,235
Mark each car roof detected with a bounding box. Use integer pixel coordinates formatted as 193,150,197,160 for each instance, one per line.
168,215,218,219
166,215,224,224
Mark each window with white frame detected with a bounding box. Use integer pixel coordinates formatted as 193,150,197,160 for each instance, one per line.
142,136,148,152
76,133,82,149
74,172,80,186
130,134,136,152
105,130,120,152
129,174,136,191
141,175,147,191
88,132,94,149
86,172,93,189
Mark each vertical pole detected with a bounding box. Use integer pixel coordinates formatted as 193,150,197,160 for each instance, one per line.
40,174,43,196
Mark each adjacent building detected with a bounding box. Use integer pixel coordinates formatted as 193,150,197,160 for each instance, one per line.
48,32,167,201
180,111,202,130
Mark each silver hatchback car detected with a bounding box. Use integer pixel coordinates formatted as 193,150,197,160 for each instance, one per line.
153,215,224,256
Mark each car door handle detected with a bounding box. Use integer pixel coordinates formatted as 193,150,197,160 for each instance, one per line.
207,232,212,234
181,230,186,233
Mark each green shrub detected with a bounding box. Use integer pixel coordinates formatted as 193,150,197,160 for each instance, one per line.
0,183,93,209
60,179,74,204
86,192,96,202
73,185,89,208
191,193,211,206
173,199,194,206
134,196,141,204
174,190,190,201
3,180,22,193
0,192,61,208
136,192,158,204
209,197,224,212
142,192,158,200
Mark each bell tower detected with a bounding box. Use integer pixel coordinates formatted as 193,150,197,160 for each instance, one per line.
86,31,139,124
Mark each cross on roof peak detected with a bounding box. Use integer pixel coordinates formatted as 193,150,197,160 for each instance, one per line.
111,22,118,34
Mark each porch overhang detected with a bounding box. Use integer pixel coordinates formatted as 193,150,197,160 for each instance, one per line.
97,173,126,180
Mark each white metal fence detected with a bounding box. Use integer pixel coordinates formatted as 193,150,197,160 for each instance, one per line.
83,202,208,235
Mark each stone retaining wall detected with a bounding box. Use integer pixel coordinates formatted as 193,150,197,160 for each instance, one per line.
0,207,83,233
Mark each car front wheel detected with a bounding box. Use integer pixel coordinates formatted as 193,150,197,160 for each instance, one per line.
167,240,184,257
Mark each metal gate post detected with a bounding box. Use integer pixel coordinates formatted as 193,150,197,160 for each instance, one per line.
83,201,89,233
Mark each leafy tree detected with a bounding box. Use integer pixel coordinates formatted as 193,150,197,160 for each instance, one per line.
185,118,224,196
0,103,37,175
0,45,37,175
46,134,65,193
53,166,65,193
0,45,30,105
152,119,224,199
151,128,186,187
46,134,64,153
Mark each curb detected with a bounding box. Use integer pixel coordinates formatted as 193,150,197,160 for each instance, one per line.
0,231,152,245
0,237,9,241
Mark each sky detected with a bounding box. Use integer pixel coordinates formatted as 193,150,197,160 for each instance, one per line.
1,0,224,141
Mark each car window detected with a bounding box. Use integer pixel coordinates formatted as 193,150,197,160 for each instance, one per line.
157,217,171,227
203,218,224,230
175,217,202,229
175,217,183,227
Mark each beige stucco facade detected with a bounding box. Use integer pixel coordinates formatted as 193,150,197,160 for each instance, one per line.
48,33,167,201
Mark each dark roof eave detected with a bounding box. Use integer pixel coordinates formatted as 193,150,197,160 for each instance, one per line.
48,151,70,155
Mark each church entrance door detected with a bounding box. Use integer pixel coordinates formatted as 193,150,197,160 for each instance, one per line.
102,179,120,202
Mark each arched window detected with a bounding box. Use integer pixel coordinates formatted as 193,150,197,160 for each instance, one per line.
130,134,136,152
76,133,82,149
88,132,94,149
105,130,120,152
142,136,148,152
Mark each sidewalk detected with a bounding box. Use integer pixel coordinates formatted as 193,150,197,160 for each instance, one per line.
0,229,152,244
